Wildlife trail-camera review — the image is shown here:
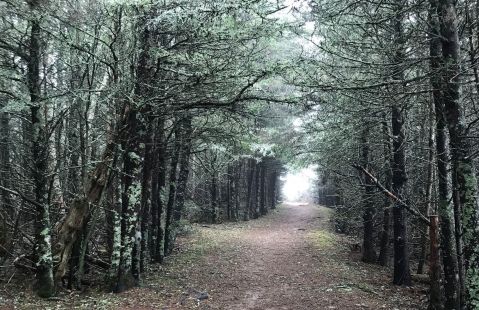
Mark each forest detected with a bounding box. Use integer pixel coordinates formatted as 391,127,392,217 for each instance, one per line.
1,0,479,309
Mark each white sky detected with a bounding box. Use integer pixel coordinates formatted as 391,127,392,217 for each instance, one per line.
281,165,317,202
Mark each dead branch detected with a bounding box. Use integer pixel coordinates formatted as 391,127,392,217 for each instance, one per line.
352,164,430,226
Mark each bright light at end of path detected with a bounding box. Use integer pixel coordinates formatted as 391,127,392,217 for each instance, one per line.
281,166,317,203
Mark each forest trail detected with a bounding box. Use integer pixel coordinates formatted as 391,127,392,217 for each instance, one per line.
121,203,425,310
5,204,426,309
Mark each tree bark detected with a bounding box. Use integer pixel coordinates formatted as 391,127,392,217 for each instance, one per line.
245,158,255,221
429,216,443,310
0,108,12,261
430,1,461,307
28,0,55,298
259,160,267,216
391,0,411,286
0,110,12,213
211,169,218,223
234,161,241,220
438,0,479,307
164,121,182,256
151,118,166,263
114,108,142,291
139,121,153,273
378,116,392,267
360,126,376,263
252,160,260,219
391,105,411,286
226,164,233,221
270,170,277,210
170,115,193,248
418,105,435,276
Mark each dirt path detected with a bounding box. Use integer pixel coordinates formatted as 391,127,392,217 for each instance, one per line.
145,203,426,309
196,203,325,309
4,204,426,309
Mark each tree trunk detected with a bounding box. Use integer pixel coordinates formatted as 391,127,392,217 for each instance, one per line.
163,122,182,256
245,158,255,221
270,170,277,210
438,0,479,307
28,1,55,297
252,161,260,219
113,108,142,292
64,80,83,290
211,170,218,223
226,164,233,221
378,116,392,266
429,216,443,310
133,9,154,277
429,1,461,306
234,161,241,220
360,126,376,263
0,110,12,214
111,15,154,286
391,104,411,286
105,177,117,261
151,118,166,263
259,160,267,216
0,109,12,260
391,0,411,286
378,208,391,266
108,182,122,290
170,115,193,248
139,121,153,273
418,105,435,276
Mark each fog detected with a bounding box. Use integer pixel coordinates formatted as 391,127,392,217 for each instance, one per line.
281,166,317,203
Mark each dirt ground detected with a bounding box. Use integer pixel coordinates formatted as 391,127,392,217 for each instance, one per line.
1,204,427,309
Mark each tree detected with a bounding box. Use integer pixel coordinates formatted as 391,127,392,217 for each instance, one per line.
27,0,55,298
359,126,376,263
430,0,460,306
437,0,479,307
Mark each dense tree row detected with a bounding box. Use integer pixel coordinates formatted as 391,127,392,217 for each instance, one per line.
0,0,289,297
297,0,479,308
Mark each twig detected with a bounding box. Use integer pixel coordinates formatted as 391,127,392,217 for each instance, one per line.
0,185,43,208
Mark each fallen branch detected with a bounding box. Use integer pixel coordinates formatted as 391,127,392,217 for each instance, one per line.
85,255,110,270
352,164,430,226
